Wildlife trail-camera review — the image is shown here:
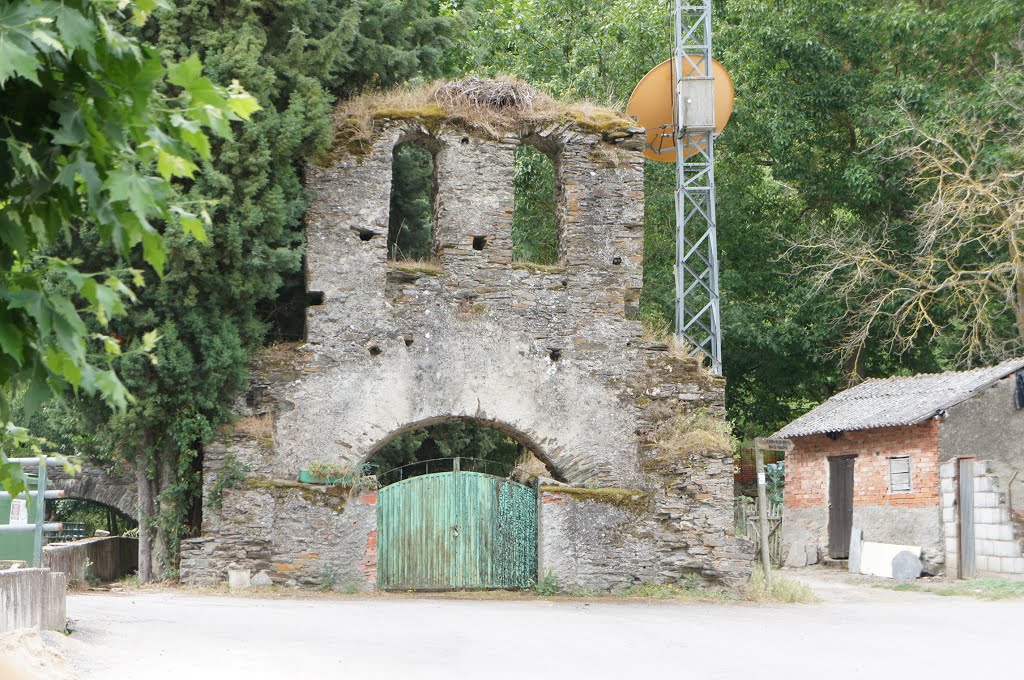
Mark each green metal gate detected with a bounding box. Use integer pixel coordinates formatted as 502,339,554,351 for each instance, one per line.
377,460,537,590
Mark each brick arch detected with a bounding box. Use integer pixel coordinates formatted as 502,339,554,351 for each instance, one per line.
362,414,567,482
48,466,138,519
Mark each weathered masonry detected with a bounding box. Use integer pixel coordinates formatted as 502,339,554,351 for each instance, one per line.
180,93,751,591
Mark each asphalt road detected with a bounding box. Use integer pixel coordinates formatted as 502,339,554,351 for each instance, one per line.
62,577,1023,680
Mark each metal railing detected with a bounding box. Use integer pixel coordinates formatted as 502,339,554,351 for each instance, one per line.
377,457,514,488
0,457,65,566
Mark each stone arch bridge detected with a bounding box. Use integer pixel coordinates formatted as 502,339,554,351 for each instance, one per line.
48,466,137,519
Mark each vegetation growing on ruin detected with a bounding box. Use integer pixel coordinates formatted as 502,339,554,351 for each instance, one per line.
646,409,735,470
540,486,652,512
329,76,636,154
208,455,250,511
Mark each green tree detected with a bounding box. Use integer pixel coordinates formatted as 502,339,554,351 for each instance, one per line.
58,0,460,580
370,421,523,477
0,0,255,495
389,143,436,260
456,0,1024,436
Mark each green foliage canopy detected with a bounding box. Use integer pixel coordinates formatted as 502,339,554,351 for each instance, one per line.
0,0,256,495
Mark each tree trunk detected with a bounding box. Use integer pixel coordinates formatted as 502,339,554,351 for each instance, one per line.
152,451,176,579
1009,229,1024,343
136,456,155,583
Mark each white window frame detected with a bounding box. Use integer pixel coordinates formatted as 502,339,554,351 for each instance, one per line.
888,455,912,493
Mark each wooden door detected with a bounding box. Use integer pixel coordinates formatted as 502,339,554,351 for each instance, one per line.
958,458,976,579
377,469,537,590
828,455,856,559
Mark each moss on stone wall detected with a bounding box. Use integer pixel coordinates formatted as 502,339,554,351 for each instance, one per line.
542,486,652,512
242,476,349,513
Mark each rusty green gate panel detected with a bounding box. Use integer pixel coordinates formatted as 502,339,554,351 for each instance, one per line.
377,469,537,590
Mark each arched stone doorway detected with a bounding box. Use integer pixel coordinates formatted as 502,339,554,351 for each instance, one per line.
367,418,548,590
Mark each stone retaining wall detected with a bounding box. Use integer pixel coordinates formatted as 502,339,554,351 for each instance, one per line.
43,536,138,585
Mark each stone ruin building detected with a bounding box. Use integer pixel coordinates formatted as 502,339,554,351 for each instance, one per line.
180,88,752,591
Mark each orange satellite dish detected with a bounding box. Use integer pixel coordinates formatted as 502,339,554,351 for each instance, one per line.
626,57,735,162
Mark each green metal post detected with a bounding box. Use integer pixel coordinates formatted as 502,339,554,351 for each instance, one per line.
33,458,47,567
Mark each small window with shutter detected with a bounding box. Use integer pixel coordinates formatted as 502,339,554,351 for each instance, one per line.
888,456,912,493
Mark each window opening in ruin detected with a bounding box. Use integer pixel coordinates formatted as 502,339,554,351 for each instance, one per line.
512,145,559,265
388,142,436,261
472,235,486,250
367,419,557,487
50,499,138,543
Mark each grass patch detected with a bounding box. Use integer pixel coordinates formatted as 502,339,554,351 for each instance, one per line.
330,76,636,154
877,577,1024,600
231,413,274,439
933,579,1024,600
645,408,734,472
614,580,739,603
889,583,922,592
744,566,819,604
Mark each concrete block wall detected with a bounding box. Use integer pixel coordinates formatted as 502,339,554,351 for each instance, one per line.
940,459,1024,577
0,568,67,633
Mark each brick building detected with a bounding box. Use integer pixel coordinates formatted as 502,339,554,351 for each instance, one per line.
776,359,1024,578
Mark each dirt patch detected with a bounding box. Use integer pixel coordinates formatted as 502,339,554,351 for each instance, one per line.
0,629,77,680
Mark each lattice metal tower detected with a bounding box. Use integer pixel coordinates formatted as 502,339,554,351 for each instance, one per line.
673,0,722,374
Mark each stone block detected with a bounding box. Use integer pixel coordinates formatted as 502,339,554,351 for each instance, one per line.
227,565,251,590
944,537,958,554
784,541,807,568
251,570,273,586
940,477,954,494
848,528,863,574
942,506,955,524
891,551,923,582
974,476,994,493
805,544,819,566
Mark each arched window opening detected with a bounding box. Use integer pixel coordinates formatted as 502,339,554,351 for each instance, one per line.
366,419,556,487
512,145,559,265
388,142,436,261
49,498,138,543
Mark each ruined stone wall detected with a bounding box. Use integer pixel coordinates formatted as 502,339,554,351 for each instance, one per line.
181,116,750,590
